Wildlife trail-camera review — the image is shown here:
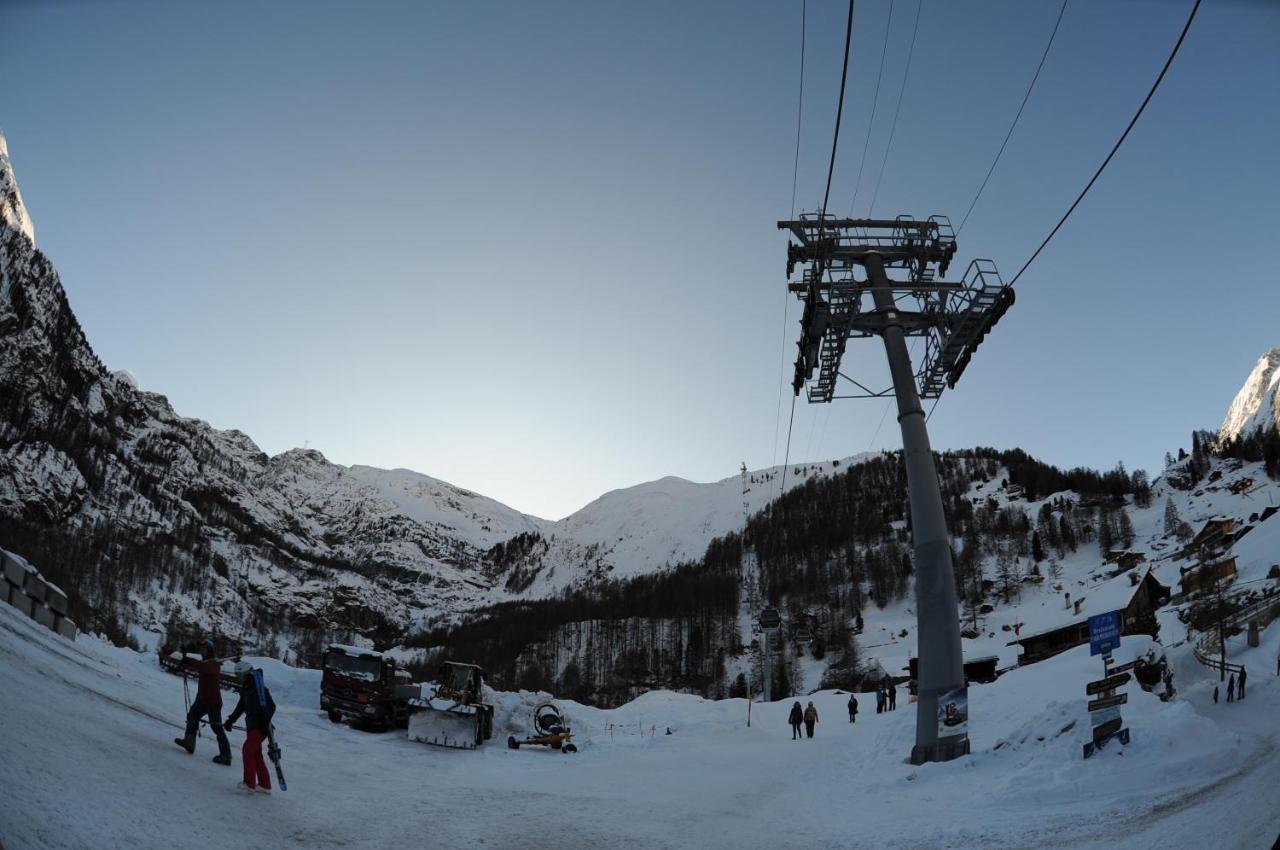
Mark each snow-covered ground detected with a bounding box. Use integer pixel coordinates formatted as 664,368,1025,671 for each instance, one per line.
3,598,1278,849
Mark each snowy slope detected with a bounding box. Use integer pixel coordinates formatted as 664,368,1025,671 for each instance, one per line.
519,458,867,594
1220,348,1280,440
3,591,1280,849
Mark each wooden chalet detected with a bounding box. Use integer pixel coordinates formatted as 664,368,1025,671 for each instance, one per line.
1178,553,1239,596
1103,549,1147,572
1184,517,1236,557
1008,569,1170,665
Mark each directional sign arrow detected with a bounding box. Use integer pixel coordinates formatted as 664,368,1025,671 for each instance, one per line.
1086,672,1132,695
1092,717,1123,743
1088,693,1129,712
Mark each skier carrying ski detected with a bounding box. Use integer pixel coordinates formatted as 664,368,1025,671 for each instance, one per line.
173,638,232,766
847,694,858,723
225,663,277,793
803,701,818,738
788,701,803,740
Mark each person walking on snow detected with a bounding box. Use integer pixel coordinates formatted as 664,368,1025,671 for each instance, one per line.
1226,673,1236,703
803,701,818,738
173,639,232,766
1213,684,1219,704
887,681,897,711
875,687,885,714
847,694,858,723
788,701,804,740
1238,667,1247,699
226,663,277,793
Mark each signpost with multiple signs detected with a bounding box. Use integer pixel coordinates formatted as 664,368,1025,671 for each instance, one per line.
1084,610,1132,759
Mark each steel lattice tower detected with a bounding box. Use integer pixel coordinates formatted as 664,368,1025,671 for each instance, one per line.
778,213,1012,764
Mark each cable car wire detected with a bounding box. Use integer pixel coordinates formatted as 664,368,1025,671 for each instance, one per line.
956,0,1069,236
819,0,857,220
867,0,922,218
774,0,809,469
932,0,1200,429
848,0,893,216
1007,0,1200,287
783,0,856,498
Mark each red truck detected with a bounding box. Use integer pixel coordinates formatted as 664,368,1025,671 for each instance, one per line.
320,644,421,731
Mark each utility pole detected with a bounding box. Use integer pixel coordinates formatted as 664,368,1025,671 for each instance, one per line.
778,214,1013,765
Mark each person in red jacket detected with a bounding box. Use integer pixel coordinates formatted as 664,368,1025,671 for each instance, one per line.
173,639,232,765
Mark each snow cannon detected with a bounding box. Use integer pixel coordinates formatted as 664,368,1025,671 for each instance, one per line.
507,702,577,753
407,662,495,750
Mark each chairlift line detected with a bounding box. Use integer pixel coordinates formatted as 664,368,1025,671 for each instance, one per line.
1006,0,1201,288
848,0,895,217
819,0,857,222
784,0,855,496
867,0,923,219
956,0,1069,237
775,0,809,472
926,0,1197,429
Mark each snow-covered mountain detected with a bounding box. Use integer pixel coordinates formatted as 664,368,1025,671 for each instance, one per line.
0,135,857,646
0,131,35,244
1220,348,1280,441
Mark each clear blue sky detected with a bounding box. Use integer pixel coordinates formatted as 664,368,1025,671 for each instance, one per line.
4,0,1278,519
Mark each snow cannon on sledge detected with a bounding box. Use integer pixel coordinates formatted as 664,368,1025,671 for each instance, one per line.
407,662,495,750
508,702,577,753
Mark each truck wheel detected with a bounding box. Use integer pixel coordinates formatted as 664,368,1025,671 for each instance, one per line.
508,736,519,750
328,710,342,724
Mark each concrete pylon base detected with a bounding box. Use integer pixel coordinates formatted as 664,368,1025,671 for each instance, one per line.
910,735,971,766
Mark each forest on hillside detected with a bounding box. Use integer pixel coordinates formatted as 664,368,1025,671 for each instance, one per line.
411,446,1166,705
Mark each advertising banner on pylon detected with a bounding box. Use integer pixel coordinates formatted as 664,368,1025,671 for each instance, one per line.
937,687,968,737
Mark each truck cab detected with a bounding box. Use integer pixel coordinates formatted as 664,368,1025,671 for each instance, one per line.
320,644,420,730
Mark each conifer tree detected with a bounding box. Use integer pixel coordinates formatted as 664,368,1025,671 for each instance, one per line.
1117,509,1135,549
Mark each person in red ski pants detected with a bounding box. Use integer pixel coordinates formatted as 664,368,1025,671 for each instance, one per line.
241,728,271,790
225,663,277,793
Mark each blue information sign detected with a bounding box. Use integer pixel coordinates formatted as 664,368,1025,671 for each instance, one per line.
1088,610,1121,656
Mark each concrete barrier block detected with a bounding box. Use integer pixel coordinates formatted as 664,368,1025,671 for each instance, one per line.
45,582,69,616
54,614,78,642
9,590,34,619
2,550,35,588
33,601,56,629
23,571,48,603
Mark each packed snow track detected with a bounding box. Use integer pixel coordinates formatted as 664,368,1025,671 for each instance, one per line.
2,602,1278,849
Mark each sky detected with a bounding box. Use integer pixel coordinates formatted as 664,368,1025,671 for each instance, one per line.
3,0,1278,520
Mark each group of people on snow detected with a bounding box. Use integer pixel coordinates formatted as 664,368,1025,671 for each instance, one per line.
876,674,897,713
788,701,819,739
787,675,900,738
173,639,278,794
1212,666,1248,704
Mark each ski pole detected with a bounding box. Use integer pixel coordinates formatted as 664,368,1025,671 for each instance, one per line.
181,663,201,738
